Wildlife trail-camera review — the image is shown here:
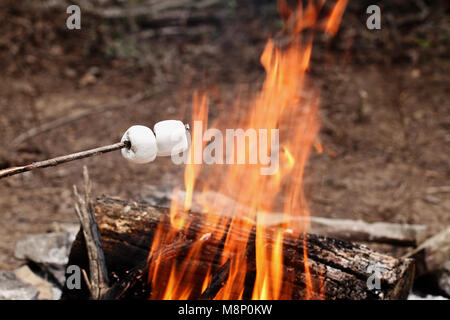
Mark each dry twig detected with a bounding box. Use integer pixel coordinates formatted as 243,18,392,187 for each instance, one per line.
73,166,110,299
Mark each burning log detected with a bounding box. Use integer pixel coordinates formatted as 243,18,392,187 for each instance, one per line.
62,196,414,300
142,187,429,247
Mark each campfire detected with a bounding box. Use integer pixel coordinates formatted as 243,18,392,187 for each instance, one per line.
147,0,346,300
1,0,450,304
60,0,415,300
7,0,450,302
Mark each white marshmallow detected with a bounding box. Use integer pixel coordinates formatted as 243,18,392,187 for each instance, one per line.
154,120,188,157
121,125,157,164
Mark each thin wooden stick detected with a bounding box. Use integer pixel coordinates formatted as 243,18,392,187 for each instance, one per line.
73,166,111,299
0,141,129,180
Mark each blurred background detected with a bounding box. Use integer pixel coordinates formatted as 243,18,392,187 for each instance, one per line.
0,0,448,275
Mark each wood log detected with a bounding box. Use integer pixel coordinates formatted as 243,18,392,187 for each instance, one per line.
62,196,414,300
404,227,450,276
142,186,429,246
404,227,450,296
261,215,428,246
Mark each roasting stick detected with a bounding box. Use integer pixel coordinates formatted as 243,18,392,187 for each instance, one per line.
0,142,129,180
0,121,189,180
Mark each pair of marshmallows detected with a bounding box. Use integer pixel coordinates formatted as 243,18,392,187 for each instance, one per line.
120,120,188,164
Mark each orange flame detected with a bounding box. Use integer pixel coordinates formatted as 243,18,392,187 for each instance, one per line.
325,0,348,35
184,91,209,212
147,0,347,300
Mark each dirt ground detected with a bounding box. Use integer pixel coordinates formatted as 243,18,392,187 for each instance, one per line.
0,1,449,270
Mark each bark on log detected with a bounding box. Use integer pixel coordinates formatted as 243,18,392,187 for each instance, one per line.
62,196,414,300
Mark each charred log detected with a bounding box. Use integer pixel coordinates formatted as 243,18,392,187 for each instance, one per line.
62,196,414,300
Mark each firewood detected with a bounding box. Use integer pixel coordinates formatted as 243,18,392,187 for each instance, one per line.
62,196,415,300
404,227,450,275
404,227,450,296
302,216,428,246
200,259,231,300
142,187,428,246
